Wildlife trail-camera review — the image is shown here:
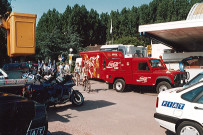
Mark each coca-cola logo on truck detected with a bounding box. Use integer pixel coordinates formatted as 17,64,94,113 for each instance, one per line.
106,61,121,69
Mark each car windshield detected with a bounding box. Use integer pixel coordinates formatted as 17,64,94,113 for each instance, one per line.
149,60,164,68
177,80,203,93
184,74,203,87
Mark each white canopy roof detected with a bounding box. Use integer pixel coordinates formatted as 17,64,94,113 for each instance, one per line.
139,3,203,52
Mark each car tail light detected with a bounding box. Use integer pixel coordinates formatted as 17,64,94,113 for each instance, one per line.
156,97,159,108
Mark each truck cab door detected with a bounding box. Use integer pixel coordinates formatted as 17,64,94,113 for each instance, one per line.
133,62,153,85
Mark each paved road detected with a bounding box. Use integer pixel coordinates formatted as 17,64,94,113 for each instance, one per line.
48,80,175,135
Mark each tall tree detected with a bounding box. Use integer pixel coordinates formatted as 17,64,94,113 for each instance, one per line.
36,8,82,61
0,0,12,62
100,12,110,44
35,0,200,58
119,8,131,37
139,4,150,25
69,4,89,46
130,6,139,35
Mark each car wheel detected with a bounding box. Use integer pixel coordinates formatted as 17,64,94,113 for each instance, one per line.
156,81,171,93
177,121,203,135
114,79,126,92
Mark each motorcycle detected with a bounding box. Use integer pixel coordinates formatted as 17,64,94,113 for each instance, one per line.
22,72,35,80
24,74,84,108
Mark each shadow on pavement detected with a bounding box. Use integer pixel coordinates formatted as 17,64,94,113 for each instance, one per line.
50,100,116,112
48,104,77,123
129,85,157,94
51,131,72,135
48,100,115,122
90,89,108,93
48,110,72,123
165,130,175,135
72,100,116,112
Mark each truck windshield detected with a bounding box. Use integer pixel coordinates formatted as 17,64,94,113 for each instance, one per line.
149,60,164,68
100,48,124,55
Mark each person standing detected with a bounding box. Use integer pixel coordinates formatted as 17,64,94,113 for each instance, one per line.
59,62,64,76
82,63,90,85
64,62,70,75
43,63,49,75
74,62,81,84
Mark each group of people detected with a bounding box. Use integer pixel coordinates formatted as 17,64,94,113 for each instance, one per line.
74,62,91,86
37,59,91,86
38,60,71,77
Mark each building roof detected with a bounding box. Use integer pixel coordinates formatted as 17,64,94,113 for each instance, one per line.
187,3,203,20
139,3,203,52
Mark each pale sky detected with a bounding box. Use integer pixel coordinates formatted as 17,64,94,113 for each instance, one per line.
11,0,153,24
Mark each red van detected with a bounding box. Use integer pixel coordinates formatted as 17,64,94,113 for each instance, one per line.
80,51,188,93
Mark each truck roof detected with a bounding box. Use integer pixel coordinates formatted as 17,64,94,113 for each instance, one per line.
80,51,159,61
80,51,124,59
100,44,124,49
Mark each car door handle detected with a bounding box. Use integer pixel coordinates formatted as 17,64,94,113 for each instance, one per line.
194,106,203,110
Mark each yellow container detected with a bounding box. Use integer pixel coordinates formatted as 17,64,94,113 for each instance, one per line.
6,12,37,57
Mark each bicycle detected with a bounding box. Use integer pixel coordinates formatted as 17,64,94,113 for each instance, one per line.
83,76,91,93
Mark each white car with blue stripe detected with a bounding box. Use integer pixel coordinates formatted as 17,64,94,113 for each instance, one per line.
154,81,203,135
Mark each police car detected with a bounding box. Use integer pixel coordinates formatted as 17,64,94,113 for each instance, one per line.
154,81,203,135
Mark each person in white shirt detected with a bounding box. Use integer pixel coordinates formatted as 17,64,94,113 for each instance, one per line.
74,62,81,84
59,63,64,76
64,62,70,75
43,63,49,75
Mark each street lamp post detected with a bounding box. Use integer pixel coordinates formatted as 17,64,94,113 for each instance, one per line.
69,48,73,73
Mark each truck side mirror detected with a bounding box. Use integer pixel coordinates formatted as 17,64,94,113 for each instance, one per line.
1,12,37,57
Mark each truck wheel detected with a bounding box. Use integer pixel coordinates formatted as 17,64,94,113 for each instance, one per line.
114,79,126,92
177,121,203,135
156,81,171,93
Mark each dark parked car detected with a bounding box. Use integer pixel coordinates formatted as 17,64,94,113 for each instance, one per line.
2,63,21,71
0,92,48,135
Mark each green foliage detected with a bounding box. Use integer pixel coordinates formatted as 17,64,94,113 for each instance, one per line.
0,0,12,62
35,0,202,60
114,36,145,46
36,9,82,61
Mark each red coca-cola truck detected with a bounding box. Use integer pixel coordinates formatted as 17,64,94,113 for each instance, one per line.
80,51,188,93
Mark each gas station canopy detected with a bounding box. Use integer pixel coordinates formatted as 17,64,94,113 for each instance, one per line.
139,3,203,52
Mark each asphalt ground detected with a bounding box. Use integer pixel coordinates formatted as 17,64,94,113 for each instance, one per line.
48,80,175,135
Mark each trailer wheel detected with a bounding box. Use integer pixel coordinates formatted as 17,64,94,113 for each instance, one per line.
114,79,126,92
156,81,171,93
